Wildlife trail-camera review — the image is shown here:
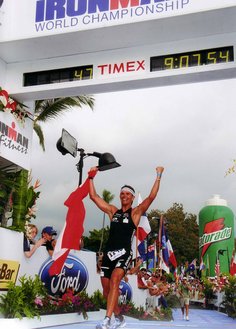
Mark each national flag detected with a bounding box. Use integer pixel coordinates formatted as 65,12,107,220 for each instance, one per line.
147,243,155,259
137,240,150,262
137,240,147,259
159,218,177,274
205,253,210,276
148,258,154,269
136,193,151,240
147,242,156,270
180,264,185,279
230,250,236,276
186,259,197,273
132,193,151,259
215,258,220,277
174,267,178,281
200,257,206,271
49,177,90,276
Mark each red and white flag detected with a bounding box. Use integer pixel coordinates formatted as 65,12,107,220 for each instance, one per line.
159,216,177,274
230,250,236,276
49,178,90,276
215,258,220,277
132,193,151,258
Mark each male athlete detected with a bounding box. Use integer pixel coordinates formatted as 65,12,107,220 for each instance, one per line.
88,166,164,329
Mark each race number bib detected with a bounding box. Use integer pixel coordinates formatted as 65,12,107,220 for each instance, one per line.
107,248,126,261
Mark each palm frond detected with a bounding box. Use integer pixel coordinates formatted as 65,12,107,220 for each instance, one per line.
34,96,94,123
33,122,45,151
102,189,115,203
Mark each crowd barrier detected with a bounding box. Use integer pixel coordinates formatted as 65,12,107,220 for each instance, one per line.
0,228,147,309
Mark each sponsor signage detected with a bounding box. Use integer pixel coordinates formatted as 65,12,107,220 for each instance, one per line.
199,218,233,257
22,46,234,87
0,0,235,41
0,112,33,170
39,255,89,297
199,227,232,250
119,280,132,304
0,259,20,290
23,59,147,86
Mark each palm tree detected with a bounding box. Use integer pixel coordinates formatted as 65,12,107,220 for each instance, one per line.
33,96,94,150
5,95,95,230
98,189,115,253
83,227,110,252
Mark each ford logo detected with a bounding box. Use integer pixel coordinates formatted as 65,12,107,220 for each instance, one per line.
39,255,88,297
118,280,132,304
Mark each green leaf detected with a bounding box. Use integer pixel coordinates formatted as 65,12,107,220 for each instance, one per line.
11,170,29,230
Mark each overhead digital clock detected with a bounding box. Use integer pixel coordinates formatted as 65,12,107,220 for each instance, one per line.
150,46,234,71
23,65,93,86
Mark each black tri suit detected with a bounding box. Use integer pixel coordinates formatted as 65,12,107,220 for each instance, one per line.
100,208,136,279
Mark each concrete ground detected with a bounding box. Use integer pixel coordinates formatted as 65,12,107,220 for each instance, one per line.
36,308,236,329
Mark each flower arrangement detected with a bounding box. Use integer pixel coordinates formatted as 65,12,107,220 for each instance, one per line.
0,275,47,319
0,274,173,321
0,88,31,124
37,289,98,319
0,275,98,319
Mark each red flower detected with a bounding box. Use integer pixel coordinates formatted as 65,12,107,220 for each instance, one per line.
0,88,25,123
6,100,17,112
0,89,9,100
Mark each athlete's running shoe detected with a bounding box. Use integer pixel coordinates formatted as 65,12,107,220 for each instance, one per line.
96,316,111,329
110,315,126,329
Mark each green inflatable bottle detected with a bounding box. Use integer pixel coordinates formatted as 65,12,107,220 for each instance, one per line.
199,195,234,277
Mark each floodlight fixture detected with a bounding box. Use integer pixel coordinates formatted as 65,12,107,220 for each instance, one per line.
56,129,121,185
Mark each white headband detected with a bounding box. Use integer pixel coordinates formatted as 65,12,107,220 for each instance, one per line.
120,187,135,196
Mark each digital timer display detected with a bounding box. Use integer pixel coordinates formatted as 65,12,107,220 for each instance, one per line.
23,65,93,86
150,46,234,71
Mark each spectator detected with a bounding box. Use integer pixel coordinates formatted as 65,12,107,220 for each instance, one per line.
178,277,192,321
41,226,57,256
24,224,45,258
147,273,169,309
147,272,161,296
